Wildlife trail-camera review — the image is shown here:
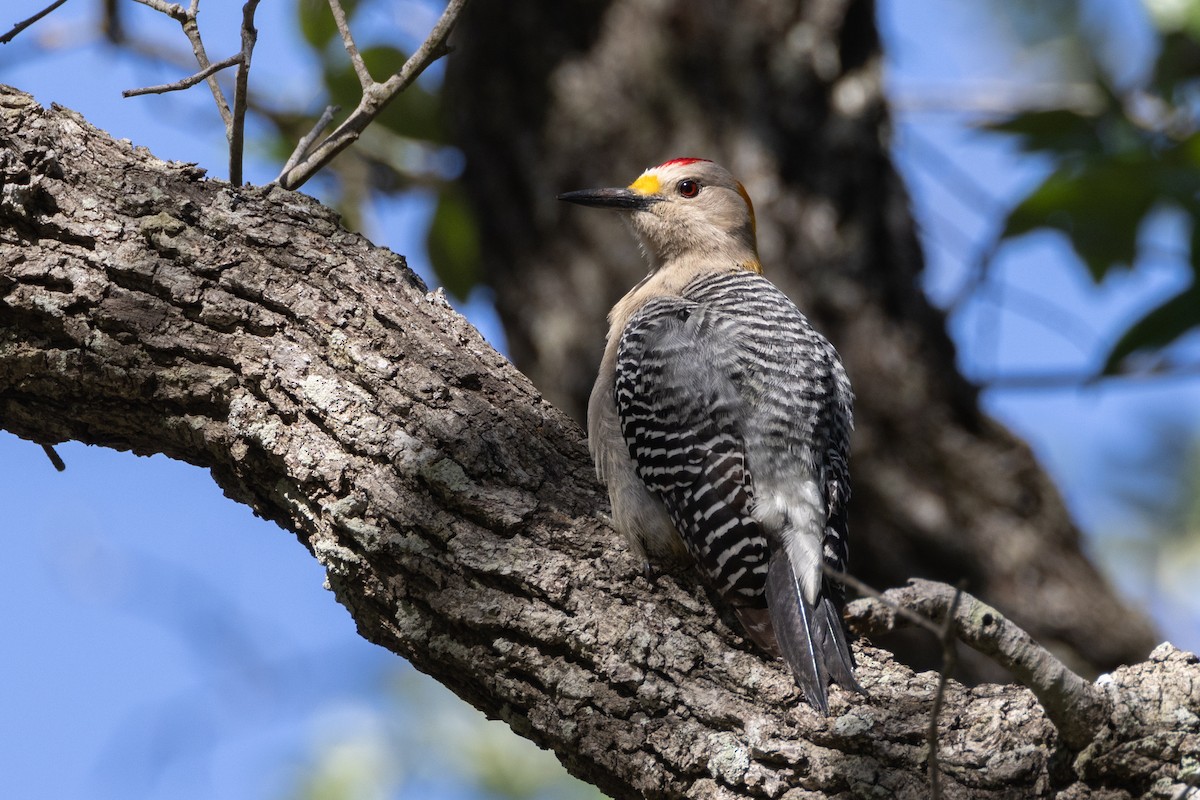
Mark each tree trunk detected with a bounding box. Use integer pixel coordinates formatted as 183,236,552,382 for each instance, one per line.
3,85,1197,800
443,0,1156,681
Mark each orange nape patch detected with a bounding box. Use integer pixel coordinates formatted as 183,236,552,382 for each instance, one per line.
735,180,757,238
629,173,661,196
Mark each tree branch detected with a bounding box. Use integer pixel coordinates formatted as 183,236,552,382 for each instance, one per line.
0,0,70,45
228,0,260,186
122,52,242,98
328,0,371,89
279,104,341,179
40,443,65,471
130,0,233,144
3,84,1198,800
274,0,470,189
846,579,1109,751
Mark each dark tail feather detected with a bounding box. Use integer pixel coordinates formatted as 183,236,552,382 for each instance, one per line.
816,595,865,695
765,550,863,713
766,549,830,713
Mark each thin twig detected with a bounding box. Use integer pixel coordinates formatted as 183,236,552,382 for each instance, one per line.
122,52,242,97
228,0,260,186
128,0,256,181
275,0,471,189
131,0,188,23
927,582,964,800
975,281,1098,354
946,235,999,313
130,0,232,128
903,125,1007,219
973,360,1200,390
1,0,70,44
280,105,342,177
108,29,363,188
328,0,372,88
184,14,232,128
824,564,943,636
41,444,66,472
890,83,1104,116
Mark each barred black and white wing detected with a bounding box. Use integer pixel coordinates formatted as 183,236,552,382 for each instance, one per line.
614,269,861,712
614,292,770,606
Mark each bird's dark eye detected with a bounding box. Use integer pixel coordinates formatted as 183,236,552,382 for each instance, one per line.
678,179,700,198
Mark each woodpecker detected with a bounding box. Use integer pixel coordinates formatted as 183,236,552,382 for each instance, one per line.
559,158,862,712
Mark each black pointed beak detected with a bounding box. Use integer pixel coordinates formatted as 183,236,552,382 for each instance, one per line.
557,187,660,210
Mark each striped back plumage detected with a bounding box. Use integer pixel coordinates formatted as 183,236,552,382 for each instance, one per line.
613,269,852,608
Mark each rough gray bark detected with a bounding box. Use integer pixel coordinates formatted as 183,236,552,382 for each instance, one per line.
444,0,1156,682
3,85,1198,800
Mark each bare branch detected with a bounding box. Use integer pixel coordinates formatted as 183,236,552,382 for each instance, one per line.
846,579,1109,750
129,0,232,128
125,0,266,183
890,82,1104,116
903,125,1006,220
328,0,372,88
0,0,70,45
130,0,188,23
972,360,1200,390
826,563,942,636
40,444,66,471
279,105,342,178
975,281,1099,354
104,28,196,69
275,0,470,190
122,52,242,97
179,12,232,129
375,0,465,105
228,0,260,187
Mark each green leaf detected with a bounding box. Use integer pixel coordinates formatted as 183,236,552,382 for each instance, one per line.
1103,282,1200,373
1151,30,1200,98
373,77,442,143
426,189,481,300
297,0,358,50
1002,161,1159,280
1001,136,1200,281
984,109,1106,157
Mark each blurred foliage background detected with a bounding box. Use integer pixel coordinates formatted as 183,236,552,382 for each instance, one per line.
982,0,1200,373
2,0,1199,798
884,0,1200,646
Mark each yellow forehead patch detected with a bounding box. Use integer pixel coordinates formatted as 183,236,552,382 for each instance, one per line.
629,173,661,196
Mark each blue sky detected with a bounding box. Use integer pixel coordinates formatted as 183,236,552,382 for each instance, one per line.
2,1,1199,799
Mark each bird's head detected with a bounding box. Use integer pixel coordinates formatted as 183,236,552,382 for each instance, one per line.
559,158,761,273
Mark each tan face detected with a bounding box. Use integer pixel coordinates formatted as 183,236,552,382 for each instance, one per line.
558,158,761,271
624,159,758,265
